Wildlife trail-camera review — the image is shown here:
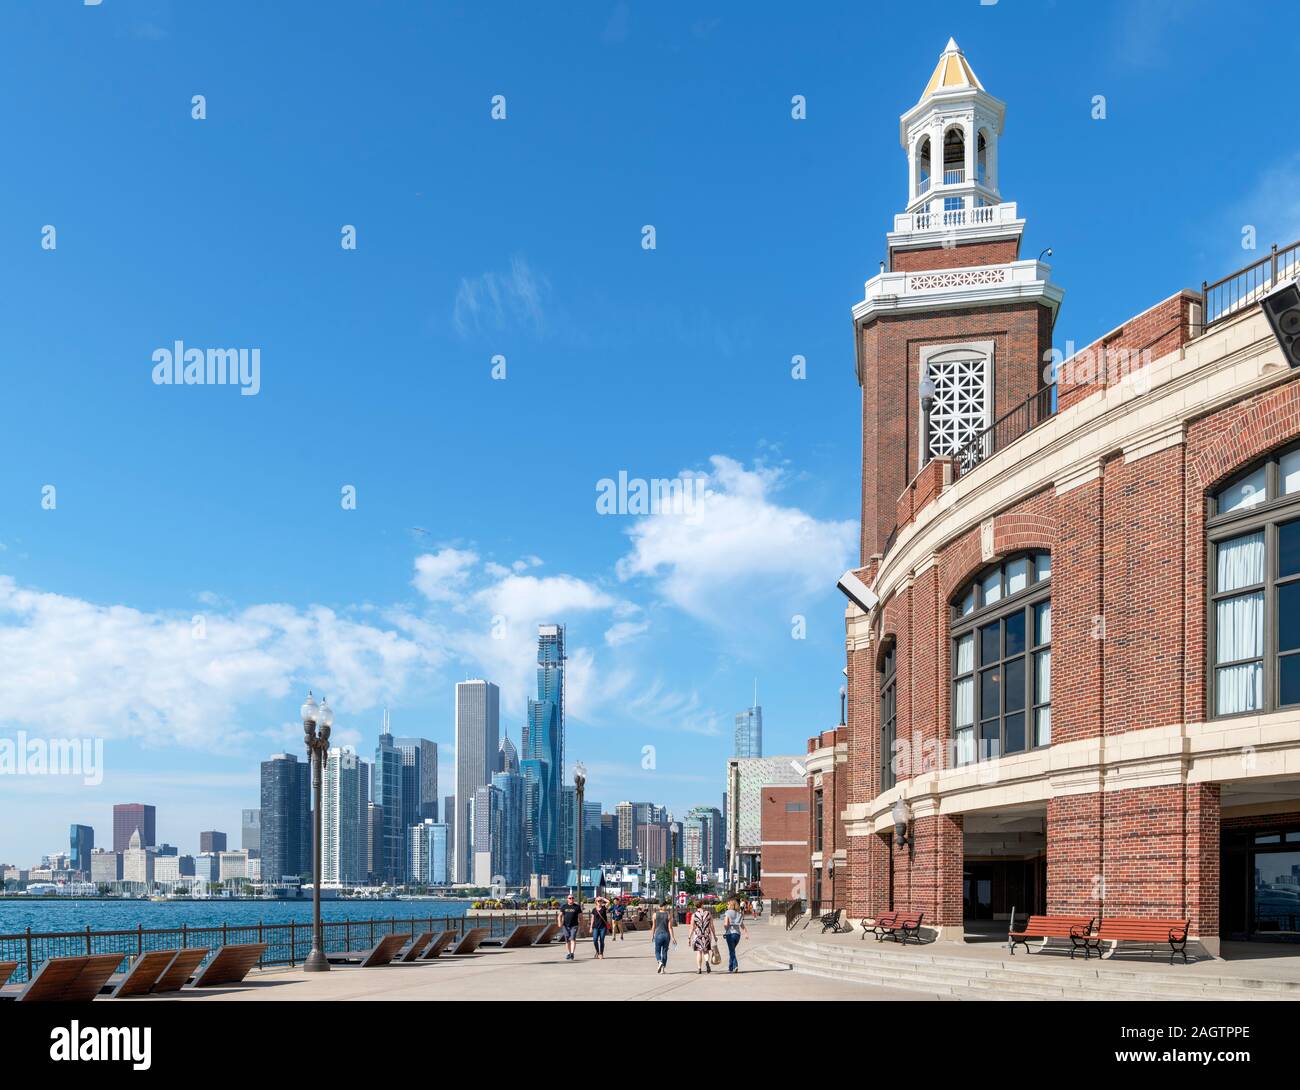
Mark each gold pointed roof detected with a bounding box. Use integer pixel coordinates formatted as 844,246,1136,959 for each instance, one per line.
921,38,984,99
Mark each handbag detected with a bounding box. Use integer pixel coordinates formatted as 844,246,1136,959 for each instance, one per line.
710,944,722,966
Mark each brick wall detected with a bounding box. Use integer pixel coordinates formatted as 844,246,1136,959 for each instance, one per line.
859,300,1053,560
759,786,810,901
891,238,1020,272
1057,290,1199,412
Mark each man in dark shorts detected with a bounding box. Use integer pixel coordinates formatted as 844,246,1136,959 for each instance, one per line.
611,899,626,940
557,893,583,960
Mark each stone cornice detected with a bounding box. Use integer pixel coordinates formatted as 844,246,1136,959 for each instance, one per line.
842,707,1300,836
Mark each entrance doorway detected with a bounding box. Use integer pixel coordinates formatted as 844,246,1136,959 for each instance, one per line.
1221,823,1300,942
962,806,1047,927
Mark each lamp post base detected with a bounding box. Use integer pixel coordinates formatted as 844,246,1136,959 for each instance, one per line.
303,948,330,973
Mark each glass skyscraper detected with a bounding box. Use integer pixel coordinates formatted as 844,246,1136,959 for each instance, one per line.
69,824,94,877
523,623,565,880
373,714,405,885
734,704,763,758
259,753,310,883
322,746,365,885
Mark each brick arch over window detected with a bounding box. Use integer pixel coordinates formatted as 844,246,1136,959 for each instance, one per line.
1188,380,1300,496
939,504,1056,604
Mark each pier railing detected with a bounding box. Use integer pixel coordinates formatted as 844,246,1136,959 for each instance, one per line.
0,910,554,984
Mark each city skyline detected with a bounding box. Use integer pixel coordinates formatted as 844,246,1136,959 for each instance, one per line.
3,3,1295,867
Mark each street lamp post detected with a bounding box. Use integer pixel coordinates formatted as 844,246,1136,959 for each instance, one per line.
301,691,333,973
919,370,936,467
573,762,586,905
670,824,679,908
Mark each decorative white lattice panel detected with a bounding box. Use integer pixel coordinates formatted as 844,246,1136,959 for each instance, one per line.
928,353,988,458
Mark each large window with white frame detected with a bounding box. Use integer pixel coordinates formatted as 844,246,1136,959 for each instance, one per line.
951,551,1051,765
1208,445,1300,717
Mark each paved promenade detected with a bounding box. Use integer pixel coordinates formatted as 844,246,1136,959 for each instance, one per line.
160,923,936,1002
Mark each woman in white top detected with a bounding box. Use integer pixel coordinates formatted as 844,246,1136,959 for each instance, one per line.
722,897,749,973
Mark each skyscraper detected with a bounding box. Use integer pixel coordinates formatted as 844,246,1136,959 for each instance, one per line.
472,782,505,887
408,820,450,885
454,680,500,883
322,746,364,885
199,831,227,854
492,736,523,886
522,624,564,879
373,712,405,885
735,699,763,758
241,809,261,854
684,805,725,874
393,736,438,825
69,824,94,876
112,803,156,854
260,753,311,883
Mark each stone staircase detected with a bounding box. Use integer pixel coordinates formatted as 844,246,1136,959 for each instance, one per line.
749,934,1300,1001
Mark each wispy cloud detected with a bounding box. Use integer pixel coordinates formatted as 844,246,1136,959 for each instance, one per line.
452,255,550,339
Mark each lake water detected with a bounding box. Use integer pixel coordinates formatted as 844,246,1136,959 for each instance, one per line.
0,897,477,936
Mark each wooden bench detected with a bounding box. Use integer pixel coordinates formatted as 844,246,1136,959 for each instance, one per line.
1007,914,1095,957
533,922,561,945
869,911,925,945
0,962,16,987
819,910,849,934
1079,917,1192,964
861,911,897,941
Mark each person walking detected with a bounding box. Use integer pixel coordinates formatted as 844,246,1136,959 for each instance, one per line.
651,899,675,973
689,901,718,974
557,892,583,961
591,895,611,959
722,896,749,973
611,898,626,940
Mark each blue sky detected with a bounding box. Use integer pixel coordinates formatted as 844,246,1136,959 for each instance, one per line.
1,0,1298,864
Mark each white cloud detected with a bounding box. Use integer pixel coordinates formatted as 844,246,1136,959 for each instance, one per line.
452,256,549,339
604,619,649,646
614,455,857,625
0,577,441,750
412,547,479,602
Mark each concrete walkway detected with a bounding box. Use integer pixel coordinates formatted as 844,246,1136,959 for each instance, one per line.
151,925,938,1002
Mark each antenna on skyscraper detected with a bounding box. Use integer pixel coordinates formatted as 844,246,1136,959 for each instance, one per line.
381,706,391,735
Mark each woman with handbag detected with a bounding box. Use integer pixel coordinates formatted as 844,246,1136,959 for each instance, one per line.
722,896,749,973
689,901,718,974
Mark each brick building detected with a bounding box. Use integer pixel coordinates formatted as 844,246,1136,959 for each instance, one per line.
804,726,849,912
839,40,1300,954
758,785,810,901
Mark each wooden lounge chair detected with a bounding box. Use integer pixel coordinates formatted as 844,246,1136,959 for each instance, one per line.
1007,914,1095,956
482,923,545,949
104,950,179,997
0,962,16,987
190,943,267,988
325,932,411,968
534,922,561,944
450,927,490,955
418,930,458,960
397,932,436,962
0,953,123,1002
151,948,208,993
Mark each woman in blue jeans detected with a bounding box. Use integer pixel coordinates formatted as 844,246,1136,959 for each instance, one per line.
651,900,676,973
591,896,610,959
722,897,749,973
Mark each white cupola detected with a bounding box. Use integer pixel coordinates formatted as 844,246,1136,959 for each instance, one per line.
901,39,1006,218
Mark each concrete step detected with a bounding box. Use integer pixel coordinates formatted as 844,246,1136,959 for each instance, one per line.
783,935,1300,994
764,939,1299,1001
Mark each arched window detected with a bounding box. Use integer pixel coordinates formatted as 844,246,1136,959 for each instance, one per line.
943,126,965,185
880,642,897,790
916,136,931,197
976,129,989,186
951,551,1052,765
1208,445,1300,716
921,341,993,463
